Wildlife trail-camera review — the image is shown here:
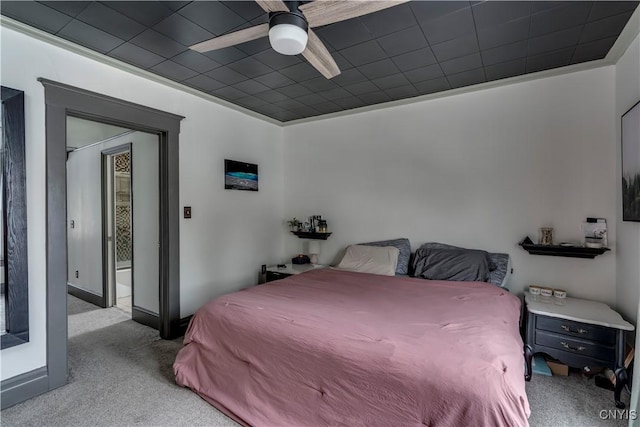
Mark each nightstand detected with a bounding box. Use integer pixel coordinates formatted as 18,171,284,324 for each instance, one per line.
524,294,634,408
265,264,324,282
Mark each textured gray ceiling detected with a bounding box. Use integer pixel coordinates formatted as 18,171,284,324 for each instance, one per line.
2,1,638,122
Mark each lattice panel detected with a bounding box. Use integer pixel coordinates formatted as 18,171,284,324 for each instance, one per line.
115,205,131,263
115,152,130,172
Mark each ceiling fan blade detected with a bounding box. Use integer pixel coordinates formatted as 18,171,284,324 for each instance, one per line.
255,0,289,13
301,0,410,28
302,29,340,79
189,24,269,53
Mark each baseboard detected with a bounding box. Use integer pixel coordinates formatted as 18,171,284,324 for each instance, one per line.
179,315,193,336
132,306,158,330
0,366,49,410
67,283,105,308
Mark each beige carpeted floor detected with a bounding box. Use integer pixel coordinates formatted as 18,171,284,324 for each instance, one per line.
1,295,630,426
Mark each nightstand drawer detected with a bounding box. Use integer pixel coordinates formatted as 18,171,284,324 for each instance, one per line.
536,316,616,345
535,330,615,361
266,271,291,282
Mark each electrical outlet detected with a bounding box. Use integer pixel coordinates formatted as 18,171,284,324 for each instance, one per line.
75,270,79,279
70,220,75,229
184,206,192,219
261,264,266,274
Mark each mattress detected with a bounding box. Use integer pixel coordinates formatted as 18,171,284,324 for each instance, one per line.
174,268,530,426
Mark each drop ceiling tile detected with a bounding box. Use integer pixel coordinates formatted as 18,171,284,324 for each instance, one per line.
481,40,527,66
273,99,305,110
293,106,322,118
344,81,379,96
255,90,289,103
485,58,527,81
472,1,532,29
358,91,392,104
205,67,248,85
177,1,245,35
297,93,330,106
330,51,354,71
528,26,582,56
580,12,634,44
385,84,419,99
404,64,445,83
151,60,198,81
340,40,387,67
254,72,295,89
102,2,174,27
234,96,268,108
212,86,248,101
163,2,190,12
333,96,365,110
532,2,574,13
332,68,368,86
431,33,480,62
109,42,165,69
315,20,373,50
391,47,437,72
301,77,338,93
1,1,72,33
572,36,617,63
413,77,451,95
588,1,639,21
420,7,475,45
279,62,320,82
447,68,486,89
171,50,221,73
39,1,90,17
76,3,145,40
253,49,302,69
129,29,186,58
254,103,287,116
410,1,471,23
183,74,226,92
359,4,417,37
202,46,247,65
227,57,273,78
313,101,343,114
372,73,411,90
153,13,214,46
378,26,428,57
477,17,530,50
440,52,483,75
277,84,313,98
273,111,304,121
232,79,270,95
58,19,124,53
322,87,353,101
358,59,400,80
221,1,265,21
529,2,592,37
236,37,272,56
526,47,574,73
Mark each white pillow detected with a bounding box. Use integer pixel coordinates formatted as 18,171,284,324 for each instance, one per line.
334,245,400,276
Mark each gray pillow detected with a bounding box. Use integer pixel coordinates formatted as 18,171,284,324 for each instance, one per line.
488,253,511,287
360,238,411,275
413,247,493,282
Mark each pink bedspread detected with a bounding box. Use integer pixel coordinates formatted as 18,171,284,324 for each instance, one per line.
174,269,530,426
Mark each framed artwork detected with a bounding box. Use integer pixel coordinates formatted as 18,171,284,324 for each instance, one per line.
225,159,258,191
622,100,640,222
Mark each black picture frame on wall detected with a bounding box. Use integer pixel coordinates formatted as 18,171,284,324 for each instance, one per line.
224,159,258,191
622,100,640,222
1,86,29,349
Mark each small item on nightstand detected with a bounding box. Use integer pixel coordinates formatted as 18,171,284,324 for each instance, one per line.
553,289,567,299
529,285,541,295
292,254,310,264
539,287,553,297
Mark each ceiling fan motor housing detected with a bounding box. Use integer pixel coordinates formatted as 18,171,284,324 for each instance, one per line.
268,11,309,55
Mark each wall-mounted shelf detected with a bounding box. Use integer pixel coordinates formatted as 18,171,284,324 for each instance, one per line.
519,237,610,259
291,231,332,240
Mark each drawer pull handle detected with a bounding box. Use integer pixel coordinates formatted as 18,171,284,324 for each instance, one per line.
560,341,586,352
560,325,588,334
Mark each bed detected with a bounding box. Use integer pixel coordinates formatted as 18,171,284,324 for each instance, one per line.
174,267,530,426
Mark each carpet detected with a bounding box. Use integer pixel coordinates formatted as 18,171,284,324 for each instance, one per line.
1,295,630,426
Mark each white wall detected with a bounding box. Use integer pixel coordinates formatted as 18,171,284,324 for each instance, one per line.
1,27,284,381
615,34,640,325
283,67,617,303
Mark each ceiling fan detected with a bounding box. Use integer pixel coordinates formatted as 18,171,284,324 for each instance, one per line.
190,0,409,79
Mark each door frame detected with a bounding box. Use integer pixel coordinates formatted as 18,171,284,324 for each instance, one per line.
101,144,133,311
41,79,183,396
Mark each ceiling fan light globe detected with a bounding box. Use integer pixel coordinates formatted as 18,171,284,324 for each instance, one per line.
269,24,308,55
